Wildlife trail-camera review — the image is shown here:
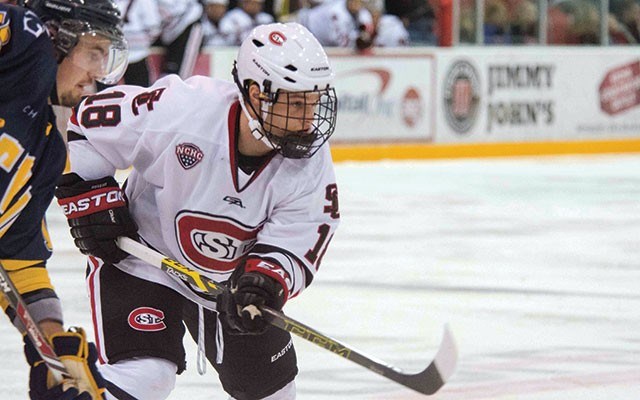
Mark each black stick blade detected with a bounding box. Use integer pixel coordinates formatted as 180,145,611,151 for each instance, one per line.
393,324,458,395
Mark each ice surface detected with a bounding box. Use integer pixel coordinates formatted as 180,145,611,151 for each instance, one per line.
2,154,639,399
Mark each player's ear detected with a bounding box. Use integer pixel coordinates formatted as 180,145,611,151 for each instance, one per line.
248,83,262,109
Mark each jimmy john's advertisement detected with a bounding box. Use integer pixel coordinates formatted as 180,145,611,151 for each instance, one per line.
436,48,640,144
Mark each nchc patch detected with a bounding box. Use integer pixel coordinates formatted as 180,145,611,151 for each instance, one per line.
175,142,204,169
0,11,11,51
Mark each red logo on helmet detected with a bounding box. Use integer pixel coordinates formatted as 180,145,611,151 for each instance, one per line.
269,31,286,46
128,307,166,332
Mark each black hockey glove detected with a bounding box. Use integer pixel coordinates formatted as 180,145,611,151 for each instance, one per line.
24,328,106,400
55,174,138,264
218,258,288,335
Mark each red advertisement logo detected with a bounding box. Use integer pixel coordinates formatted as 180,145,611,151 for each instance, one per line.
599,60,640,115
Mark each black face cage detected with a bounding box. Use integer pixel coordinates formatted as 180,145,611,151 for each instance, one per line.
232,63,338,159
262,88,338,159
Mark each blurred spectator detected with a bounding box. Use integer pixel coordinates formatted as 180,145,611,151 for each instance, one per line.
458,0,477,43
510,0,538,43
570,0,599,43
202,0,233,46
547,0,574,43
548,0,599,44
384,0,437,45
219,0,275,45
484,0,511,43
365,0,410,46
608,13,637,43
300,0,374,49
610,0,640,42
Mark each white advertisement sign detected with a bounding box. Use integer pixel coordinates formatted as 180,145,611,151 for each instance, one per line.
436,48,640,144
203,47,640,146
329,53,436,143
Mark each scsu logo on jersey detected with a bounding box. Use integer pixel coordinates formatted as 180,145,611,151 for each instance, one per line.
192,231,255,261
176,211,260,272
128,307,166,332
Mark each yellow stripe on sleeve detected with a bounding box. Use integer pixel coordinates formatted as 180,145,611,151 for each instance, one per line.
0,260,54,293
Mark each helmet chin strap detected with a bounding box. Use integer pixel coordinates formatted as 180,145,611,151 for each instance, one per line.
237,91,276,150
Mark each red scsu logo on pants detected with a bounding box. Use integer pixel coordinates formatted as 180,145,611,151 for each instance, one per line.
128,307,166,331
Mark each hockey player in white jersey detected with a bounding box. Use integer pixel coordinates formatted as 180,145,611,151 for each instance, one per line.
298,0,374,48
220,0,275,45
112,0,203,83
55,22,339,400
202,0,232,47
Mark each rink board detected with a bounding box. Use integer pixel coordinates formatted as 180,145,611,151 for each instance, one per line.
153,46,640,161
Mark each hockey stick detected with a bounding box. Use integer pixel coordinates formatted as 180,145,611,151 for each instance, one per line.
0,262,70,383
117,237,458,395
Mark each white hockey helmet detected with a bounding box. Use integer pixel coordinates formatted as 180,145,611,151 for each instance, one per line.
233,22,338,159
235,22,334,94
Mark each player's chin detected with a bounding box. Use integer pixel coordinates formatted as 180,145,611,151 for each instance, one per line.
59,88,85,108
268,124,309,138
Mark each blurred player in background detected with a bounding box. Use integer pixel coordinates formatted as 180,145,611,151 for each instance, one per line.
298,0,374,49
365,0,410,46
220,0,274,45
0,0,128,398
55,22,339,399
155,0,203,78
109,0,202,84
113,0,162,86
201,0,232,46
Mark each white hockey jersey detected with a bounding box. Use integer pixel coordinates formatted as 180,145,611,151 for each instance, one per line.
114,0,203,62
374,15,409,47
157,0,203,44
115,0,162,63
201,18,233,47
298,0,373,47
66,76,340,309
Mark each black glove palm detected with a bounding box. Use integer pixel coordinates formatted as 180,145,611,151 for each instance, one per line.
56,174,138,264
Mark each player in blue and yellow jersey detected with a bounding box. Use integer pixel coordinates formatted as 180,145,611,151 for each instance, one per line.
0,0,127,398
